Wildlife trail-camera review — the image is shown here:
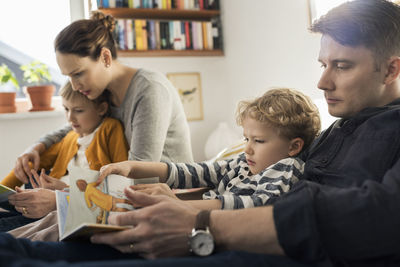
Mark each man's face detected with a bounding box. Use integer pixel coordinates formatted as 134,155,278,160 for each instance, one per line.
317,35,387,118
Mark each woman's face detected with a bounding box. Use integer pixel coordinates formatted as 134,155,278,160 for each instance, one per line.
56,51,110,100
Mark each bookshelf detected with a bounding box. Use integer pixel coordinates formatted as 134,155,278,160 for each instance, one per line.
93,4,223,57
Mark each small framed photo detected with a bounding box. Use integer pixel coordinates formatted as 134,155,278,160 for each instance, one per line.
167,72,204,121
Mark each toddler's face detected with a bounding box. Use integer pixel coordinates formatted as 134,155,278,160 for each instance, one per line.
242,117,291,175
62,97,105,137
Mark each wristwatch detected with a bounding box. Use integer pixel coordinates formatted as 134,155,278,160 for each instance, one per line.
189,210,215,256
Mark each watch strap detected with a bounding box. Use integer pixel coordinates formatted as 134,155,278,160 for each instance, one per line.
195,210,211,230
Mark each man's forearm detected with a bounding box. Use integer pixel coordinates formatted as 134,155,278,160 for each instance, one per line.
186,199,222,210
210,205,284,255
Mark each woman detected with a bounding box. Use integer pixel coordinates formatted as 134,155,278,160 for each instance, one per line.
7,11,193,220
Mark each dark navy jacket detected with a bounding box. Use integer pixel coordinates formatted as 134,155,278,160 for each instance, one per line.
273,98,400,266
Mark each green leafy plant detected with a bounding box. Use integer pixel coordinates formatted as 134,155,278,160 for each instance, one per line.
20,60,52,86
0,63,20,91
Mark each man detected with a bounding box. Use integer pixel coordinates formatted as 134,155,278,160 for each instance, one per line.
1,0,400,266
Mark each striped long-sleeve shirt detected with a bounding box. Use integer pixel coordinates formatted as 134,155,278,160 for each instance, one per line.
165,153,304,209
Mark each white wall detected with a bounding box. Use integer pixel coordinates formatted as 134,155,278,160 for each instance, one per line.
123,0,332,161
0,0,336,178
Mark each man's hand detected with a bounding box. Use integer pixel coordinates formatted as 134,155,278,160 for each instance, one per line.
130,183,179,199
30,169,68,190
91,187,199,259
13,143,45,184
8,187,56,219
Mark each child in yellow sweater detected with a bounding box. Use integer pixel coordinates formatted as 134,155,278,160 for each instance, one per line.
1,81,128,225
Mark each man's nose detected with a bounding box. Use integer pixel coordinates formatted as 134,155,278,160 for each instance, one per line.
317,69,334,91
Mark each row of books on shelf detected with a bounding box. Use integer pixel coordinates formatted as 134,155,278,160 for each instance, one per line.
97,0,219,10
114,18,222,51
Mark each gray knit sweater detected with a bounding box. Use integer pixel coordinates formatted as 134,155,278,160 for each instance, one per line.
39,69,193,163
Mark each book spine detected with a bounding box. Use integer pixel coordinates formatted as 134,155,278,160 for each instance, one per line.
169,21,174,49
185,21,191,49
126,20,133,50
202,21,208,50
180,21,186,50
109,0,116,7
142,20,148,50
206,21,213,50
118,19,125,50
155,21,161,49
135,20,144,50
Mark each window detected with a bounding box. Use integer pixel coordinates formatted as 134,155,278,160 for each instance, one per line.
0,0,77,97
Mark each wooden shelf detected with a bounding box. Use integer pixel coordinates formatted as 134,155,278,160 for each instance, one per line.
99,8,220,21
117,49,223,57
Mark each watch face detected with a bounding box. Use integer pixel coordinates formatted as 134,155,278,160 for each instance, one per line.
191,230,215,256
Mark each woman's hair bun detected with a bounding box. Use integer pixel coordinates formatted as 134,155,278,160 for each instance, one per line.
90,11,115,32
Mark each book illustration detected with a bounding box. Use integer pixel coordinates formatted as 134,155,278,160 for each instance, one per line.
76,179,133,224
59,167,135,241
0,184,16,203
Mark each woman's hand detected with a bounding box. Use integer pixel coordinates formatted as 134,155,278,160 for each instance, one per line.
8,187,56,219
97,161,133,186
130,183,179,199
30,169,68,190
13,143,45,184
91,187,199,259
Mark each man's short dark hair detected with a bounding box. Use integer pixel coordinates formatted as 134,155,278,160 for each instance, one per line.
310,0,400,66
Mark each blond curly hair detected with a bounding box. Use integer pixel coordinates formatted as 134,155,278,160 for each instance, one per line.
236,88,321,151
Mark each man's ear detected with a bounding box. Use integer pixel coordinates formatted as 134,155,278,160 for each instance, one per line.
288,137,304,157
384,56,400,84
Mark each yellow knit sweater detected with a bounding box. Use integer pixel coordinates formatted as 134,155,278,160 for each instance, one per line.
1,117,129,189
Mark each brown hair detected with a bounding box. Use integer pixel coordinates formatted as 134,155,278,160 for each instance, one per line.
310,0,400,67
236,88,321,151
60,81,111,117
54,11,117,60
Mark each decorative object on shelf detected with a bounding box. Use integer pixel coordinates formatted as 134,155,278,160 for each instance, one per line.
167,72,204,121
20,60,55,112
0,63,20,113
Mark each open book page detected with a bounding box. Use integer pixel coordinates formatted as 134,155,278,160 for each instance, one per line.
55,190,70,238
59,166,134,241
0,184,16,203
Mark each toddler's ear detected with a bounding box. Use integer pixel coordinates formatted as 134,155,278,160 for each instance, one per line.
98,102,109,116
288,138,304,157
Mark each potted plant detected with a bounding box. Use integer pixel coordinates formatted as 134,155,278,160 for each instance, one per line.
0,63,20,113
20,60,55,111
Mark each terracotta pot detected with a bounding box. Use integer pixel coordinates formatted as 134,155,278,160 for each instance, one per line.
0,92,17,113
26,85,55,112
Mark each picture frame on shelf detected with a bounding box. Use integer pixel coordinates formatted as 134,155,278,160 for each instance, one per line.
167,72,204,121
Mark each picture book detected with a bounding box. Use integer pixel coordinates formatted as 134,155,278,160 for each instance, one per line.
0,184,16,203
57,166,137,241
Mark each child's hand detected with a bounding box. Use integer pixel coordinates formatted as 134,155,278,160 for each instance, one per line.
30,169,68,190
97,161,133,186
130,183,179,200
